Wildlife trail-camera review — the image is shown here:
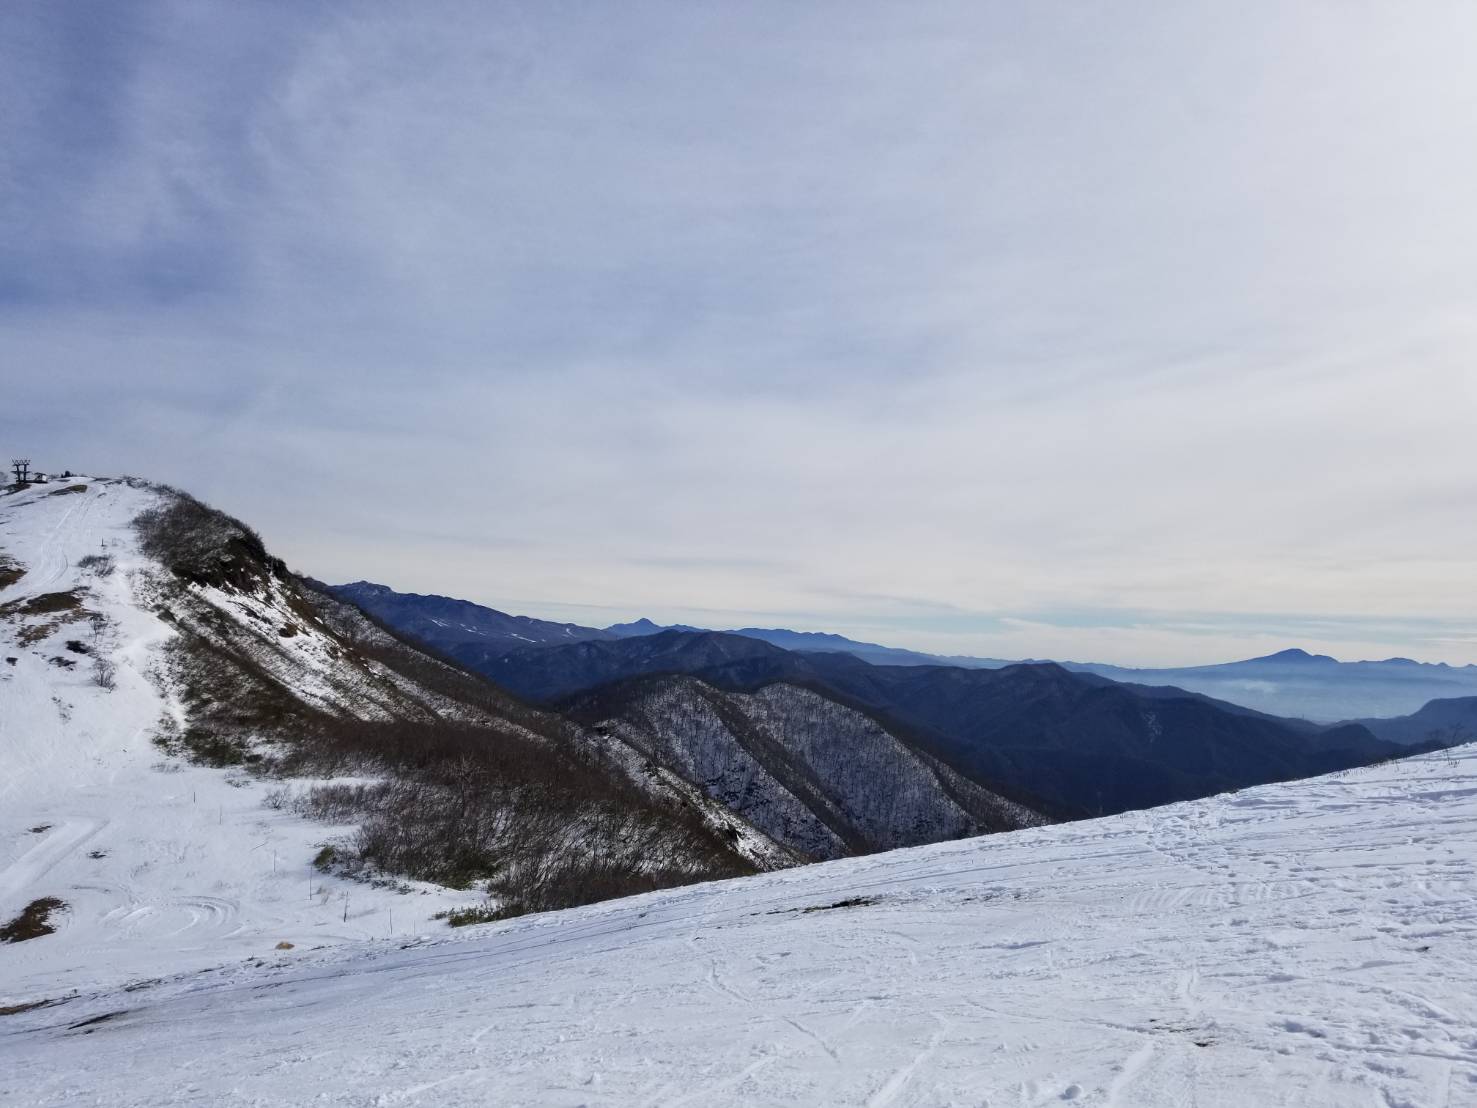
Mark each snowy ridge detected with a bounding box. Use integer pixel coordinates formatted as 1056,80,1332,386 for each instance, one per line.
4,735,1475,1105
0,479,773,1005
0,479,482,999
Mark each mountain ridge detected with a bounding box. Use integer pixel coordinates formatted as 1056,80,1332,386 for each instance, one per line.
324,581,1441,818
329,580,1477,721
476,630,1410,818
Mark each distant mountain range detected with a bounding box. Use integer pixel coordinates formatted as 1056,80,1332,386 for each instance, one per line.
606,617,703,638
329,582,952,665
487,629,1411,818
324,583,1458,821
1062,649,1477,722
308,581,1049,854
330,581,1477,721
326,580,610,651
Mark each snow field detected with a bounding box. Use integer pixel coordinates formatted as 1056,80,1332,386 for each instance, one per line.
4,741,1475,1106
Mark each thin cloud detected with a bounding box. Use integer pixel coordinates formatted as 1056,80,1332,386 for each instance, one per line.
2,1,1475,665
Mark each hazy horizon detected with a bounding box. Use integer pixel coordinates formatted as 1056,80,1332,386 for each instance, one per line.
4,2,1475,667
325,577,1477,670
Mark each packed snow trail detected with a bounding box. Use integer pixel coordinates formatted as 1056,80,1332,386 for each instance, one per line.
4,743,1476,1106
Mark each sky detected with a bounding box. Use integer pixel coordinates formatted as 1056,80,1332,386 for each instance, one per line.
2,1,1476,667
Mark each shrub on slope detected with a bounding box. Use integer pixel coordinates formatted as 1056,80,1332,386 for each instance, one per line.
134,486,285,590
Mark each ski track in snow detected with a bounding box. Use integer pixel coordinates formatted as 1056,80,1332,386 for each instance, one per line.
0,819,104,908
4,481,1477,1105
1,740,1475,1106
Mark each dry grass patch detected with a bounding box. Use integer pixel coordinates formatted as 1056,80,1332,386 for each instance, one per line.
766,895,882,916
4,589,88,617
0,588,95,646
0,554,24,590
1,897,66,943
0,998,59,1017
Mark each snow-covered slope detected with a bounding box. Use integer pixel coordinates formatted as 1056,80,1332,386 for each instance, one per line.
4,731,1474,1105
0,479,768,1004
0,480,485,998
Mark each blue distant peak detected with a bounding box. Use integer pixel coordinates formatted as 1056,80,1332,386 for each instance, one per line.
1246,648,1338,665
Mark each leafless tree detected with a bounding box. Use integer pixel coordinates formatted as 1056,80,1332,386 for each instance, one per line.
92,657,117,691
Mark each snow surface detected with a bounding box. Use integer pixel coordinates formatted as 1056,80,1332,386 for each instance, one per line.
0,480,473,1003
5,718,1476,1104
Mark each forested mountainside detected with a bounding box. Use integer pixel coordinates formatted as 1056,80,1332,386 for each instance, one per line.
484,630,1412,817
563,675,1041,859
1349,695,1477,747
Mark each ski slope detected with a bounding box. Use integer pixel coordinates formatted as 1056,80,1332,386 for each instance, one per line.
4,737,1475,1106
0,480,473,1002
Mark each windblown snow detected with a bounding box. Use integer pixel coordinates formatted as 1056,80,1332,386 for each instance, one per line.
3,480,1476,1106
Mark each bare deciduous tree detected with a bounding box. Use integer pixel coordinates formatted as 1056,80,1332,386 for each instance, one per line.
91,657,117,691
